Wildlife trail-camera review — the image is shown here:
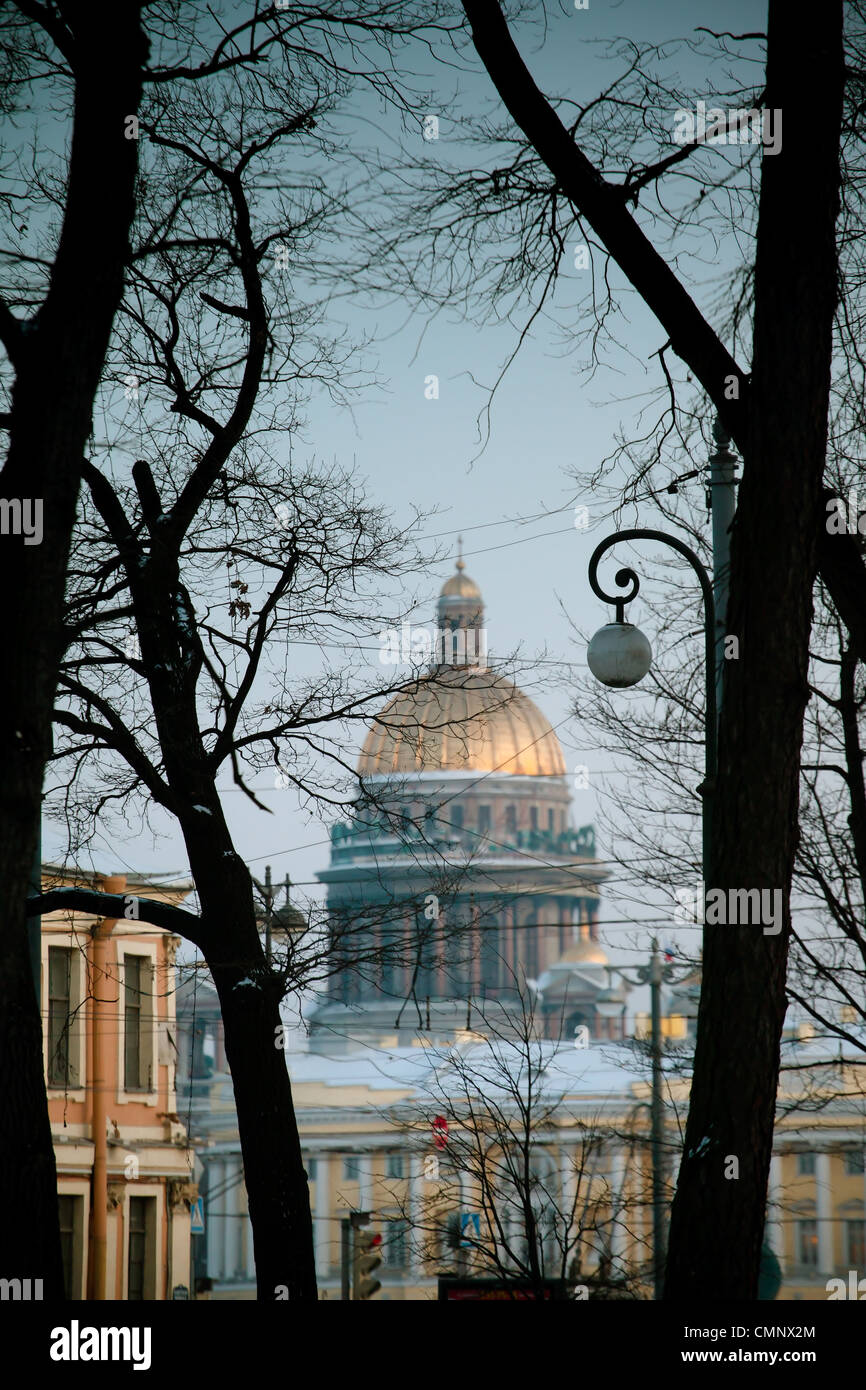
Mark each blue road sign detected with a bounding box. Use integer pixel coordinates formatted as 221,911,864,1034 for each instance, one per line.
190,1197,205,1235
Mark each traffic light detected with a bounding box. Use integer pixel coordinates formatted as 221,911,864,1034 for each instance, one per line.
351,1213,382,1300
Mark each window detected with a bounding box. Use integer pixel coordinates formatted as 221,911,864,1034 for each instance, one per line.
384,1217,409,1269
797,1152,816,1176
846,1220,866,1267
530,806,538,831
796,1219,818,1268
343,1156,360,1181
505,805,516,836
432,1214,457,1266
380,926,397,997
547,807,554,832
477,804,490,835
587,1144,611,1178
127,1196,156,1300
58,1195,81,1299
450,805,463,831
305,1158,317,1183
523,922,538,983
386,1153,405,1180
123,955,154,1091
48,947,77,1087
480,922,499,994
190,1022,215,1080
414,916,437,1000
845,1151,866,1175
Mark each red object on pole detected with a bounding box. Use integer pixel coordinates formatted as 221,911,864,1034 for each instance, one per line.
433,1115,448,1150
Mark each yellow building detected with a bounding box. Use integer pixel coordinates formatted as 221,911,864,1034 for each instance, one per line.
42,864,197,1300
177,994,866,1301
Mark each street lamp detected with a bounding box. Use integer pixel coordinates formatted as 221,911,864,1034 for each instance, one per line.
586,621,652,689
587,529,718,1296
586,529,717,884
605,941,692,1300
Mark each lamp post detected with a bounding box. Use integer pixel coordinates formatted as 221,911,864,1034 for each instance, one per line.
252,864,277,964
586,528,717,885
606,940,691,1300
587,529,718,1297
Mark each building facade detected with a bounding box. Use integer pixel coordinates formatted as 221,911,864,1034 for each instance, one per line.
178,1004,866,1300
42,865,196,1300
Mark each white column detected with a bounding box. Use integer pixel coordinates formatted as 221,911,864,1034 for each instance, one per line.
816,1151,833,1274
221,1157,233,1280
358,1154,373,1213
559,1147,575,1217
315,1155,330,1281
559,1146,575,1271
458,1169,470,1269
766,1155,784,1264
214,1158,228,1282
610,1149,627,1262
244,1207,255,1283
206,1157,222,1280
409,1154,423,1277
243,1157,255,1284
225,1156,242,1279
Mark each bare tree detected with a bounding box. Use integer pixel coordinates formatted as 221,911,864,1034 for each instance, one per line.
0,0,149,1298
382,978,654,1298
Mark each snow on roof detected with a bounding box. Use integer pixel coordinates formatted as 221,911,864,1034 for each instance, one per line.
288,1037,648,1102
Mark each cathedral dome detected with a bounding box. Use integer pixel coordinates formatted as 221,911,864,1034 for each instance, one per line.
357,666,566,777
439,570,482,601
557,938,609,967
359,553,565,778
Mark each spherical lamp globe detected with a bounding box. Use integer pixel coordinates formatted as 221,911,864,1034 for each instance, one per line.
587,622,652,689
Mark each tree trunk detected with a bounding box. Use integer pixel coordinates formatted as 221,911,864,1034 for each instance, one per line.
172,823,318,1299
170,816,318,1298
123,532,318,1296
0,2,146,1296
664,2,843,1298
209,956,317,1299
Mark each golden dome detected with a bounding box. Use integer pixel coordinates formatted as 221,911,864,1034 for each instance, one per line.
439,571,482,600
358,666,566,778
558,939,609,966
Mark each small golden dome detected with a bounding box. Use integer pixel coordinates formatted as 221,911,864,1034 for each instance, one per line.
358,666,566,778
558,939,609,966
439,571,482,600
